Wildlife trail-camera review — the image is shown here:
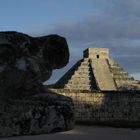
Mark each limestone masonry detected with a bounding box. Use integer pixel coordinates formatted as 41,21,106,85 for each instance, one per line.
51,89,140,125
51,48,140,125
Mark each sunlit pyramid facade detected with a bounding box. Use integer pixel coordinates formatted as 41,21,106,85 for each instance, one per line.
55,48,140,91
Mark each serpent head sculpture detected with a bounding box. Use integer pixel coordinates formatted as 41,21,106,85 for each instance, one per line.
0,31,69,98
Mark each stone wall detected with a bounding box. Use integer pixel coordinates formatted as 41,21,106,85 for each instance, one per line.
51,89,140,125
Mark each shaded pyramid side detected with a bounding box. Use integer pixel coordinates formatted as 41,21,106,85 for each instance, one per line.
55,58,98,90
109,59,140,90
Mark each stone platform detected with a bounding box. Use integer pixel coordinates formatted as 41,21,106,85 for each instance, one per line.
0,92,74,137
50,89,140,125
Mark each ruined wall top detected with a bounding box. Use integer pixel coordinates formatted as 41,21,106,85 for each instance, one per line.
83,48,109,59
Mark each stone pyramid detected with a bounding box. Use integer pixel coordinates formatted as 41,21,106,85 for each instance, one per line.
55,48,140,91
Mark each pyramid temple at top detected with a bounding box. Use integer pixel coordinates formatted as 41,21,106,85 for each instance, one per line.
54,48,140,91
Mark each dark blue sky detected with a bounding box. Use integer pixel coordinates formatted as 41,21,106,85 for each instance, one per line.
0,0,95,32
0,0,140,83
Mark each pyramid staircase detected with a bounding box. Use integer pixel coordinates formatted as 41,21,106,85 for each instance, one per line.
55,48,140,91
55,58,98,90
90,59,117,90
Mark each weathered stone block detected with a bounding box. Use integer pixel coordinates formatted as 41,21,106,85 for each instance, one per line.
0,93,74,137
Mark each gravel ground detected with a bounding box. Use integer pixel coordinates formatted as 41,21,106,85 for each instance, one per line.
1,125,140,140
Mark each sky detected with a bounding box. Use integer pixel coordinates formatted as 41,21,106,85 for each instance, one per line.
0,0,140,84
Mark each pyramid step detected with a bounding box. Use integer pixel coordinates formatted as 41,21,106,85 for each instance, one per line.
115,80,137,85
112,71,128,74
70,75,90,80
67,79,91,85
76,70,89,74
80,61,89,65
81,58,89,62
114,77,134,81
74,71,89,75
111,67,124,71
68,78,91,82
70,76,90,81
112,63,119,67
65,84,91,89
79,60,89,66
113,73,129,76
70,75,94,81
111,69,128,72
64,84,91,90
108,59,120,66
76,66,89,70
132,81,139,84
76,67,89,72
72,71,90,75
113,75,133,79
